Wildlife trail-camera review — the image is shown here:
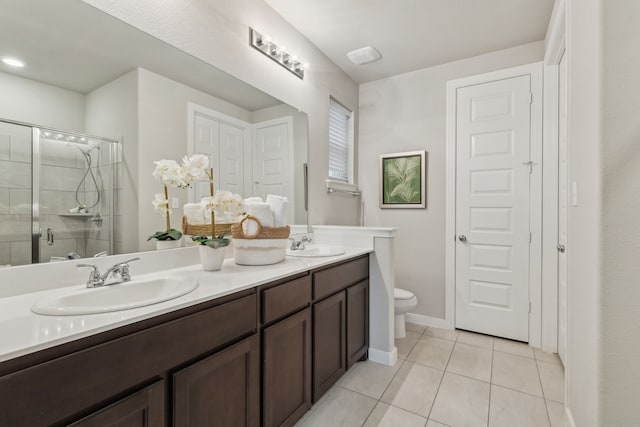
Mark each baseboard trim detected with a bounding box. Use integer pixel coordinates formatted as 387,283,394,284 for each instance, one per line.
405,313,452,329
565,406,577,427
368,347,398,366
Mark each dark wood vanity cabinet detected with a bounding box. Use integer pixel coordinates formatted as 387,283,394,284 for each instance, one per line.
69,380,165,427
312,256,370,402
0,290,258,427
173,335,260,427
260,274,312,427
0,255,370,427
347,279,369,369
312,291,347,401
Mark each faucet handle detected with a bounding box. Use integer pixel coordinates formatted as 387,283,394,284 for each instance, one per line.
118,257,140,282
77,263,103,287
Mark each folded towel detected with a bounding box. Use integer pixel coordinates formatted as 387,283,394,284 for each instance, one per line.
243,199,275,235
266,194,289,227
183,203,206,225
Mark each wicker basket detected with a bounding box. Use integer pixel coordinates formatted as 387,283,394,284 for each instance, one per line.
182,216,234,236
231,215,290,240
231,215,290,265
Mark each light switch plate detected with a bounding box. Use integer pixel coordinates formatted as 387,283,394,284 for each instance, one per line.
171,197,179,209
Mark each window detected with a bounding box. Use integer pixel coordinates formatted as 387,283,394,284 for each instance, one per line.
328,97,354,183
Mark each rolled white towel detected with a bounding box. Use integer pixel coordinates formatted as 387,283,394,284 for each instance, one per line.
183,203,206,225
243,199,275,235
266,194,289,227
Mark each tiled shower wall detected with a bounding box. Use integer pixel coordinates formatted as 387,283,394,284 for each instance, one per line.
0,122,31,266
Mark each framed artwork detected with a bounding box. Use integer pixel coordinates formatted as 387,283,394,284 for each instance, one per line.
379,150,427,208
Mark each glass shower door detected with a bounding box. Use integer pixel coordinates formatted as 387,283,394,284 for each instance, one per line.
0,121,33,267
37,130,114,262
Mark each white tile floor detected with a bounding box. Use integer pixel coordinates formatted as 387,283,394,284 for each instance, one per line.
296,324,565,427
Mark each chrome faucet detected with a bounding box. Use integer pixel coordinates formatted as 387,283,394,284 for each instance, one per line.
288,235,313,251
77,257,141,288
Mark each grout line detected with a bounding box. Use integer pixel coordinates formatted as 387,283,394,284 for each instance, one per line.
425,334,456,421
487,345,495,426
534,349,553,427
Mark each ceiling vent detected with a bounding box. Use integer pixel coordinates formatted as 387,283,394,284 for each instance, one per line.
346,46,382,65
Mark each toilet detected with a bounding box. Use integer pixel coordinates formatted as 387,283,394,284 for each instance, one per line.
394,288,418,338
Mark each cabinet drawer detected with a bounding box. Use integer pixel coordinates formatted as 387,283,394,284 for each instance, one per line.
262,275,311,324
0,293,257,427
313,256,369,301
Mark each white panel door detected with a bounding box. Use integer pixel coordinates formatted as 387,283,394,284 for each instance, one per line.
193,114,220,201
218,123,244,196
557,51,568,366
253,123,289,200
455,75,532,341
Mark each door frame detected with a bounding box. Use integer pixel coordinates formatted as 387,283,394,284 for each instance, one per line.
445,62,544,347
540,0,567,354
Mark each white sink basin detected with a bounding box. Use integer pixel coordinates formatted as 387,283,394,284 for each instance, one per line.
32,277,199,316
287,245,346,258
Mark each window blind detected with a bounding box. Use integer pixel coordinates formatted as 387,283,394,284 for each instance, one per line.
328,98,352,182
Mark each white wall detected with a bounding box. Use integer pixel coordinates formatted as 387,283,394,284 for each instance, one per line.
565,0,602,425
83,0,361,226
0,71,85,132
359,42,544,319
85,69,139,254
599,0,640,424
137,68,254,251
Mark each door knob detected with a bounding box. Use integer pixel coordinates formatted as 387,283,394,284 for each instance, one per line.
557,244,566,253
458,235,467,242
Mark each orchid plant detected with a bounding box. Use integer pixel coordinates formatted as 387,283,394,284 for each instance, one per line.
189,157,244,249
148,155,208,242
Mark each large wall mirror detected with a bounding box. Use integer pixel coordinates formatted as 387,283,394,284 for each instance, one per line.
0,0,308,267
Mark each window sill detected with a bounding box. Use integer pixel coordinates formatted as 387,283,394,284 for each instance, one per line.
326,179,361,195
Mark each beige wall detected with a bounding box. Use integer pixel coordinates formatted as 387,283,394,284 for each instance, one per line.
359,41,544,319
600,0,640,424
84,0,361,227
0,71,85,132
565,0,602,425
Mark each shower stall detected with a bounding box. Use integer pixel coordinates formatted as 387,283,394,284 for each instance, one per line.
0,119,120,267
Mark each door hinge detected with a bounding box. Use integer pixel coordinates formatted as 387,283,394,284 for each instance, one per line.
529,232,532,243
529,302,532,313
529,92,533,104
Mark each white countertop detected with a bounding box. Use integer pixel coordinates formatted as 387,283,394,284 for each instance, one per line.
0,248,371,363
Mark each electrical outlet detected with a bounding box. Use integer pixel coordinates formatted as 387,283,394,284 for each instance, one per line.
171,197,179,209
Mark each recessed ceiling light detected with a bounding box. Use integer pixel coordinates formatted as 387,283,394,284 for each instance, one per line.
347,46,382,65
1,57,25,68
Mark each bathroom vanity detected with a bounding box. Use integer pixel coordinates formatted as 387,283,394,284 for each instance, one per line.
0,253,370,427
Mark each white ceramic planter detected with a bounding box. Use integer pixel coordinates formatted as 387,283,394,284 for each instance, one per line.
155,239,182,250
199,245,226,271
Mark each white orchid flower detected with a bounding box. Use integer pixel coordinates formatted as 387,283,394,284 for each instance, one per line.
152,193,170,217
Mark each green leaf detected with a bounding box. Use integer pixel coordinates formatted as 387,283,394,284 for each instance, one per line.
205,238,231,249
148,229,183,241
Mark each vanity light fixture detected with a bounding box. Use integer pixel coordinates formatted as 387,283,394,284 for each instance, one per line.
1,56,25,68
250,28,305,79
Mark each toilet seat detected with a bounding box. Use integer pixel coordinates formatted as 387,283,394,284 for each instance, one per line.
394,288,415,300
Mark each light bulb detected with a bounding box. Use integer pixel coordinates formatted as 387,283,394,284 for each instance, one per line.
1,57,25,68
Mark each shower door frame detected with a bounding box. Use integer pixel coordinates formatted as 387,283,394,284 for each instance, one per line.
0,118,119,264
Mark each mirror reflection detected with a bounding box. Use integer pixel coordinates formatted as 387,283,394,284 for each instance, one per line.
0,0,309,267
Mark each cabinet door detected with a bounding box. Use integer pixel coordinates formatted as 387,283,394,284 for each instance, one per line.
312,291,346,402
69,380,164,427
347,280,369,369
263,308,312,427
173,334,260,427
